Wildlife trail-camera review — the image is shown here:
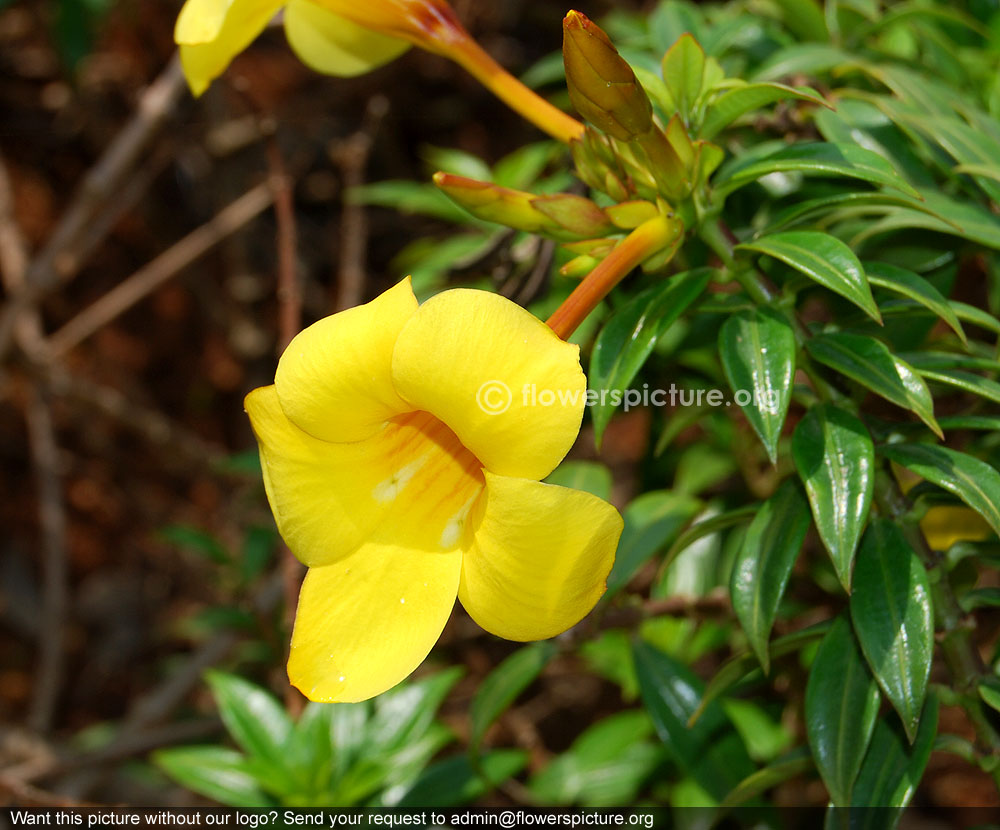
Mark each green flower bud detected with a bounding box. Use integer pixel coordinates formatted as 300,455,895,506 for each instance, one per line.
562,10,653,141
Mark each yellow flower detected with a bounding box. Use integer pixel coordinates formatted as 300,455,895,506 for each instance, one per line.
246,278,622,702
174,0,421,96
174,0,584,142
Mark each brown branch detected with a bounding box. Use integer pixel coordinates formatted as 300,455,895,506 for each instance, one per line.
263,128,300,353
37,363,228,469
0,154,69,736
0,53,186,362
330,95,389,312
46,182,274,357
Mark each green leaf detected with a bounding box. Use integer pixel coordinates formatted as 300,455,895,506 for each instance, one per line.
949,300,1000,335
395,750,527,808
765,192,947,235
529,711,662,807
633,641,754,800
719,306,796,462
805,334,940,437
881,443,1000,537
153,746,273,809
850,521,933,743
590,268,712,442
737,232,881,322
205,672,293,766
865,262,966,344
960,588,1000,611
691,623,831,727
717,143,921,199
730,480,811,673
662,34,705,124
792,405,875,591
917,369,1000,407
805,615,881,806
470,641,557,749
771,0,829,41
240,525,275,583
663,505,758,570
544,461,613,501
369,667,462,752
328,701,370,780
348,180,473,224
605,490,702,597
159,525,229,564
719,748,814,809
701,83,828,139
850,695,938,813
979,684,1000,715
752,44,858,83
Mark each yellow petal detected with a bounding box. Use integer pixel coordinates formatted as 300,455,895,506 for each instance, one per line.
275,277,418,443
284,0,410,77
246,386,484,565
289,543,461,702
391,289,586,481
175,0,283,96
309,0,461,47
458,471,622,641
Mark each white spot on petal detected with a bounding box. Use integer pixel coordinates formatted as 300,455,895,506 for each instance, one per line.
373,457,426,503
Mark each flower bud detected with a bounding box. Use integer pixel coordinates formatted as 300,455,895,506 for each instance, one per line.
562,10,653,141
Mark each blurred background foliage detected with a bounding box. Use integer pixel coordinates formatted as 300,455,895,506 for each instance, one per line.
1,0,1000,823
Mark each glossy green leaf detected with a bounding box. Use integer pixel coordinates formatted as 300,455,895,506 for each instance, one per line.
765,192,946,234
634,640,755,799
605,490,702,597
881,443,1000,537
544,461,613,501
205,671,293,766
394,750,527,808
805,615,881,806
701,83,828,139
865,262,965,344
719,307,796,462
792,405,874,591
850,520,933,743
590,268,712,442
805,334,940,437
949,300,1000,335
979,684,1000,715
153,746,273,809
719,748,814,809
737,232,880,322
664,505,758,571
662,34,705,123
730,480,811,673
160,525,229,564
717,142,921,198
850,695,938,813
917,368,1000,407
470,641,557,749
